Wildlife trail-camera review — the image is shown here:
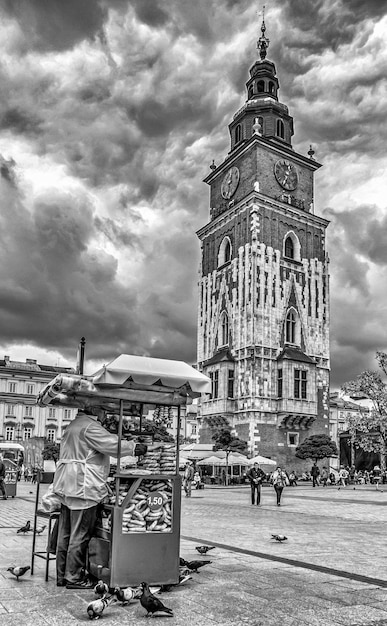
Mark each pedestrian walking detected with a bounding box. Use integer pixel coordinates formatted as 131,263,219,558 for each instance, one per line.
373,465,382,490
289,470,298,486
53,407,147,589
320,466,328,487
271,466,289,506
246,462,266,505
311,462,320,487
0,454,7,500
338,466,349,488
183,461,194,497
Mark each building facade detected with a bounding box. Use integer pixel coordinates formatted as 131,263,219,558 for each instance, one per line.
196,20,330,469
0,355,77,444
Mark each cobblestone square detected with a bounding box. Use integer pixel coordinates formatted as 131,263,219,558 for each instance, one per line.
1,482,387,625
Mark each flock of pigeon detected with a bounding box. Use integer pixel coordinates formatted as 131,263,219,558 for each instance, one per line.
86,546,215,620
16,520,46,535
8,525,289,619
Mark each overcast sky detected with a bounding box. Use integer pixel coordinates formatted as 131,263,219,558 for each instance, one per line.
0,0,386,388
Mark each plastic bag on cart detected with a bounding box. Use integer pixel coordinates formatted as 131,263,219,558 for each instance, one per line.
40,484,62,513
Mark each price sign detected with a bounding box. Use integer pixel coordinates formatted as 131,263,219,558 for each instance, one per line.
147,491,163,512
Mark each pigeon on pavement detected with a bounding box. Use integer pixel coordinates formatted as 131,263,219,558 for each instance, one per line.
7,566,30,580
195,545,215,555
94,580,109,598
16,521,31,534
34,525,46,535
179,557,188,567
113,586,137,605
140,581,174,617
87,595,116,620
184,560,212,573
271,534,288,542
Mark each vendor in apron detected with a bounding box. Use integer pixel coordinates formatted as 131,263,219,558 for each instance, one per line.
52,407,147,589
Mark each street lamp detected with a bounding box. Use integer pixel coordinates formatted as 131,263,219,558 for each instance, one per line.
225,447,231,487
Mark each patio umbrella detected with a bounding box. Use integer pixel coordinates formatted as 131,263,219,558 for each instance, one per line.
247,455,276,466
197,455,223,466
197,455,223,478
215,454,249,466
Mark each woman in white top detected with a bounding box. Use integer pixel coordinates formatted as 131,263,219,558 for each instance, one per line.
271,467,289,506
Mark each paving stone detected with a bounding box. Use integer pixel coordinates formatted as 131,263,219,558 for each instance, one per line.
2,482,387,625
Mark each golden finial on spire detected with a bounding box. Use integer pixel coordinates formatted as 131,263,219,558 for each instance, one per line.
257,5,269,60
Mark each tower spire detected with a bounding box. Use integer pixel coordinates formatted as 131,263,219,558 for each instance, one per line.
257,5,270,60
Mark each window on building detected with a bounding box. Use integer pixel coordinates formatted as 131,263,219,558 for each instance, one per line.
248,84,254,99
5,426,14,441
210,370,219,399
268,81,275,94
276,119,285,138
47,429,56,442
278,368,283,398
220,312,229,346
48,408,56,419
286,310,297,344
23,428,32,440
294,369,307,399
284,236,294,259
64,409,71,420
6,404,15,416
287,432,299,447
228,369,235,398
218,237,232,267
26,384,35,395
257,80,265,93
283,231,301,261
235,124,242,143
8,382,17,393
191,424,197,435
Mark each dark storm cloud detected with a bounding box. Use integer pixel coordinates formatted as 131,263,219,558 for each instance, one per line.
0,107,42,135
325,204,387,385
1,0,107,52
94,216,140,247
327,205,387,265
131,0,169,27
0,169,145,355
280,0,386,52
0,156,16,184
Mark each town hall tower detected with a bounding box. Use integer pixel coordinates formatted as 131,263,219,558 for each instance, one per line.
196,18,330,468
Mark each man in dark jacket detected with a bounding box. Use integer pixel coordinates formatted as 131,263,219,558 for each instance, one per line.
246,462,266,505
0,454,7,499
311,462,320,487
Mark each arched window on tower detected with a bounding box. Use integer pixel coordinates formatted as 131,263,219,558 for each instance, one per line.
285,236,294,259
235,124,242,144
283,231,301,262
248,85,254,99
268,81,275,94
285,309,298,345
276,119,285,138
220,311,229,346
257,80,265,93
218,236,232,267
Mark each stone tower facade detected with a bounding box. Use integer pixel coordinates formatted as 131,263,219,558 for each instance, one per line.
196,19,330,469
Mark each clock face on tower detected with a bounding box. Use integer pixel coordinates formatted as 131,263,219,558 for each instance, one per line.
221,166,240,199
274,159,298,191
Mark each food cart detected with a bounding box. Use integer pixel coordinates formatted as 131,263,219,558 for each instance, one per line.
0,443,24,498
37,354,210,587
